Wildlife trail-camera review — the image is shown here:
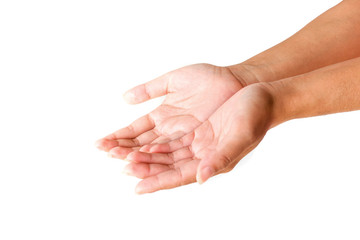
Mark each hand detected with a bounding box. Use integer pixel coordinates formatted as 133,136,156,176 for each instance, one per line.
96,64,246,159
124,83,278,194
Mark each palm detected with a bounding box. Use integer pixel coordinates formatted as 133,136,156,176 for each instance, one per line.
96,64,243,158
124,84,275,194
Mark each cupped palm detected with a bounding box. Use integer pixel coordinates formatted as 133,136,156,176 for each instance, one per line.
123,84,276,194
96,64,244,159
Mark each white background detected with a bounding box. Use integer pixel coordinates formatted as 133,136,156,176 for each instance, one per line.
1,0,359,239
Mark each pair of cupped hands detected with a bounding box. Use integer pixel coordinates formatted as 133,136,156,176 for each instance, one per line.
96,64,275,194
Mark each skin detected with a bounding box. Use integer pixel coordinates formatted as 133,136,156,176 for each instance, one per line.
128,84,275,193
131,57,360,194
95,64,245,159
95,0,360,193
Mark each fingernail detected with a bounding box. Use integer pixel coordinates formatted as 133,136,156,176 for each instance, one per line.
197,167,215,184
135,185,145,195
122,165,132,176
95,139,102,149
126,153,134,161
139,145,150,152
123,91,136,103
148,145,158,153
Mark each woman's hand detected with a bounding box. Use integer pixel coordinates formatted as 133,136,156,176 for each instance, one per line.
96,64,249,159
123,83,278,194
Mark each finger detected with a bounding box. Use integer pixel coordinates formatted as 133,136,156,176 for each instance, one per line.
127,147,193,164
127,151,174,164
134,129,159,146
139,131,187,152
122,162,171,179
96,138,140,152
143,132,195,153
116,139,139,148
123,158,194,179
148,135,171,145
123,73,170,104
95,138,121,152
97,129,159,152
150,131,187,144
135,159,200,194
196,134,261,184
219,144,258,174
105,114,155,140
108,146,139,159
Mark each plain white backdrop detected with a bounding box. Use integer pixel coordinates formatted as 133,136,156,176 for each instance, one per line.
1,0,359,239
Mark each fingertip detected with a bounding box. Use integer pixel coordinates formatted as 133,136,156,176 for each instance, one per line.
96,138,120,152
135,183,147,195
135,179,157,194
123,91,137,104
95,139,103,149
95,138,113,151
108,147,117,156
126,152,135,161
196,166,215,184
139,145,151,152
108,147,119,158
122,164,133,176
108,146,131,160
124,86,150,104
148,144,162,153
149,145,158,153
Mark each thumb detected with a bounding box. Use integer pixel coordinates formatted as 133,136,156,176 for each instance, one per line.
196,154,231,184
123,73,170,104
196,132,253,184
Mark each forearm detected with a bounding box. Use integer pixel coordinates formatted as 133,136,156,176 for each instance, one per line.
229,0,360,85
268,57,360,127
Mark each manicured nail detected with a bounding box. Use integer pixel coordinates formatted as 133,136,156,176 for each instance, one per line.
197,167,215,184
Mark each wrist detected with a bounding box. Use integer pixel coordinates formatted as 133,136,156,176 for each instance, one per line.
255,80,297,128
227,62,275,87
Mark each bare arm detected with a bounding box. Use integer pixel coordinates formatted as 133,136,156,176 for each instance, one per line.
97,0,360,194
229,0,360,85
130,57,360,193
269,57,360,127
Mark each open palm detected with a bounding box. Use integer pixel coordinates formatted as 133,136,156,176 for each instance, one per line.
122,84,276,194
96,64,244,159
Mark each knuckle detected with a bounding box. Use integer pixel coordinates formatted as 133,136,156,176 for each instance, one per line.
126,124,135,134
221,155,233,169
167,152,175,164
175,168,185,186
